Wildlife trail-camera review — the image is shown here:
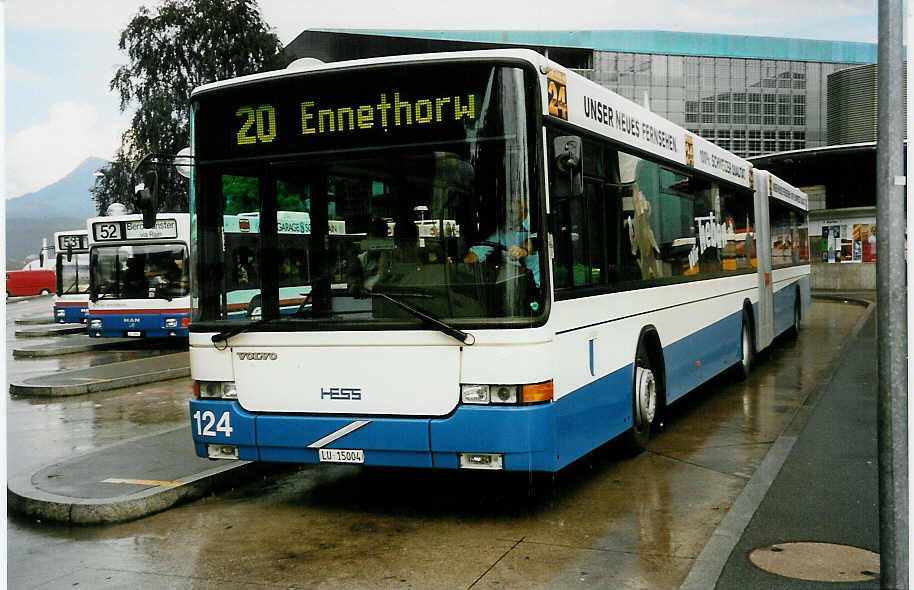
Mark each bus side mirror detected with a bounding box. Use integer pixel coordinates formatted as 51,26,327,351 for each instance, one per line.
66,246,73,262
136,170,158,229
553,136,583,198
40,252,45,267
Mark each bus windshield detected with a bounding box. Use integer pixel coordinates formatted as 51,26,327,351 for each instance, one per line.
57,253,90,295
193,63,544,329
91,244,189,300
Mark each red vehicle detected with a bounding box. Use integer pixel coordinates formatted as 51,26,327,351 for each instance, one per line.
6,270,56,297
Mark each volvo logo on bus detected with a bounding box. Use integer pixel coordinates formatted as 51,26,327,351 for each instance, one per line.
236,352,278,360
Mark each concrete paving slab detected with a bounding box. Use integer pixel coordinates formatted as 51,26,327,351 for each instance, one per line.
12,334,151,358
7,426,259,524
9,352,190,396
15,324,87,338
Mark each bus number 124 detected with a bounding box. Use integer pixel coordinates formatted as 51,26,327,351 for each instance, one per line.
193,410,233,438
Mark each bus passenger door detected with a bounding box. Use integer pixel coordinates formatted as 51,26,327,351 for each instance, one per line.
754,172,774,350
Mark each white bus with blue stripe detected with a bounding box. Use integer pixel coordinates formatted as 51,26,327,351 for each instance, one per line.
188,49,809,471
52,229,90,324
87,213,191,338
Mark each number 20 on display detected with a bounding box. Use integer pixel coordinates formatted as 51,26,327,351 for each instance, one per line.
236,105,277,145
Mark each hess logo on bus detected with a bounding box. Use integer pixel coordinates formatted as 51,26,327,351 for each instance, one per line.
236,352,277,360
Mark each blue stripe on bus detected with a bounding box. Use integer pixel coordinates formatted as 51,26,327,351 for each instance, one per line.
663,309,742,403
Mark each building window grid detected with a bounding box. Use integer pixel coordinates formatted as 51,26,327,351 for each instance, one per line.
597,52,850,157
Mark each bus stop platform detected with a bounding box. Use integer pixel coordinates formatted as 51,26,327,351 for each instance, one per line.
8,352,190,396
12,334,161,358
14,324,87,338
7,427,260,524
14,316,55,326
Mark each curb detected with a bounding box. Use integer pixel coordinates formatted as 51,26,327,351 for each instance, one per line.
12,337,147,359
14,317,56,326
9,366,190,397
14,325,87,338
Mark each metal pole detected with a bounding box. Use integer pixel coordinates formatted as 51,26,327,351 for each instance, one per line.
877,0,908,587
907,0,914,582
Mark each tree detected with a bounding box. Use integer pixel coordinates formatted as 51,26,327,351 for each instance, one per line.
92,0,290,214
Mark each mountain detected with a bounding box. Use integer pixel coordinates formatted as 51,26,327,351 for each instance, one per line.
5,157,107,269
6,156,107,219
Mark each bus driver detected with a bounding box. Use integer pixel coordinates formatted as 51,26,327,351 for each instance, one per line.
461,195,540,287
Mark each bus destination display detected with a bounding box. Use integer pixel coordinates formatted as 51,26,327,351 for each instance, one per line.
58,235,88,250
193,64,527,160
92,219,179,242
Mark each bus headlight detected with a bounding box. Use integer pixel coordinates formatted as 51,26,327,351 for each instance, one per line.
89,319,102,329
194,380,237,399
461,381,552,405
164,318,178,328
461,384,489,404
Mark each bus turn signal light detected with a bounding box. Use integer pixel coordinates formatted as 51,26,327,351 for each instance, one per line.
522,381,554,404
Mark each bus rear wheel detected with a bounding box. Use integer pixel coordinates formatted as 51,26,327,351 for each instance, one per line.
623,343,659,453
735,310,753,380
789,295,801,338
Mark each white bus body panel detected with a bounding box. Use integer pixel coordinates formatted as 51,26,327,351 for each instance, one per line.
753,170,775,350
232,344,460,415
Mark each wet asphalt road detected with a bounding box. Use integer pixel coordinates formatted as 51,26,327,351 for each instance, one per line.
6,295,867,589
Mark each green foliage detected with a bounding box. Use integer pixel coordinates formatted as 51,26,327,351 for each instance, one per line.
89,149,133,215
95,0,291,214
222,175,259,215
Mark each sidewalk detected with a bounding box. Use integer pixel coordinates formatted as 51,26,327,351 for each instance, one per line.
682,293,878,589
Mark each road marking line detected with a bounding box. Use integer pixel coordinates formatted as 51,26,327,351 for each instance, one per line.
101,478,182,487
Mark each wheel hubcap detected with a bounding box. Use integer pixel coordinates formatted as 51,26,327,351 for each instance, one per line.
635,366,656,426
742,324,751,366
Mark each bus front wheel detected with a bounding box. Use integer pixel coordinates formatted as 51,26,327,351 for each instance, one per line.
623,343,659,453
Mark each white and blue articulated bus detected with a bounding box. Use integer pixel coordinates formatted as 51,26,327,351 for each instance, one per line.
87,212,191,338
52,229,90,324
188,50,809,470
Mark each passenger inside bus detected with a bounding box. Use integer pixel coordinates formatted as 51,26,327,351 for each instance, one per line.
348,217,390,296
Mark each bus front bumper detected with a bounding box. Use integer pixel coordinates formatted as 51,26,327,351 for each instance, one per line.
189,399,559,472
88,312,189,338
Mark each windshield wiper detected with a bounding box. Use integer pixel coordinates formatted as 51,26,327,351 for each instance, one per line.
211,318,276,348
369,291,474,346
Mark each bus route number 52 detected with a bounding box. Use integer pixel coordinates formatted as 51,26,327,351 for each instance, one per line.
193,410,233,438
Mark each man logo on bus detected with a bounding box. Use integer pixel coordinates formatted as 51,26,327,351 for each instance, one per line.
236,352,278,360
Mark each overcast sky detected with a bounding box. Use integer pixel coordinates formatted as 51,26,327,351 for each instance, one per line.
3,0,884,199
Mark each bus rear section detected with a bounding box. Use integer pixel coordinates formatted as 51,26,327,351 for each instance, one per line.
53,230,90,323
87,213,191,338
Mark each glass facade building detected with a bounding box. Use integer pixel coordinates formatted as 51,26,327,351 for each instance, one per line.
584,53,854,158
287,30,877,159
